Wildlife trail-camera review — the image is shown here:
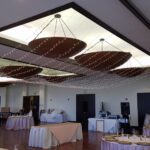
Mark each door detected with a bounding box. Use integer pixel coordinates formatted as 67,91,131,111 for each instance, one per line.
23,96,39,125
137,93,150,127
76,94,95,130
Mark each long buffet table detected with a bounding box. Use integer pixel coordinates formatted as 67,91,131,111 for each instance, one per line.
28,122,83,149
6,115,34,130
101,135,150,150
88,118,119,133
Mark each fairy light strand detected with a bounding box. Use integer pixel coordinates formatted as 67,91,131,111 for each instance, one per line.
0,14,149,88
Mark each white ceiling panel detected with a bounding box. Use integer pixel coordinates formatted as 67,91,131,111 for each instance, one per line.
0,0,149,88
130,0,150,22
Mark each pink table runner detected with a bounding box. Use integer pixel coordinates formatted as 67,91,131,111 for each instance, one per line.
46,123,79,144
29,122,83,148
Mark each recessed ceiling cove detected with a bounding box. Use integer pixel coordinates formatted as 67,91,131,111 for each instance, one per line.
0,3,149,89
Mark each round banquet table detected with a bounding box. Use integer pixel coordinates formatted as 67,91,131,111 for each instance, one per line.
101,136,150,150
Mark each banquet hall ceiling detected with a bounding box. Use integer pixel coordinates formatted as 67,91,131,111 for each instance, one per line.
0,0,149,89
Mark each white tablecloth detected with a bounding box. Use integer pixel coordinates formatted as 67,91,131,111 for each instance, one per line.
28,122,83,149
143,127,150,136
40,113,66,123
101,138,150,150
6,116,34,130
88,118,119,133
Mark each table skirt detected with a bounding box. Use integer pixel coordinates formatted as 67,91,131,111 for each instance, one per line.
101,139,150,150
28,123,83,149
6,116,34,130
143,127,150,137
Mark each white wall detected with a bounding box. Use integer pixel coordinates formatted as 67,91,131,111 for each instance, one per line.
95,78,150,126
45,76,150,126
4,76,150,126
6,83,46,112
0,87,7,107
45,86,85,121
27,84,46,110
39,85,46,110
7,83,25,110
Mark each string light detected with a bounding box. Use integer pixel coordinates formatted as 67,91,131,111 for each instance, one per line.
0,36,146,86
0,41,142,86
18,62,150,90
0,14,86,79
0,13,149,89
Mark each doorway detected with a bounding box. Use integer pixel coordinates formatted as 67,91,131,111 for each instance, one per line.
23,96,40,125
137,93,150,128
76,94,95,130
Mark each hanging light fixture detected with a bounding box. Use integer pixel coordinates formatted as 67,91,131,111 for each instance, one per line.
109,50,149,77
28,14,87,58
38,74,84,83
0,66,42,79
110,67,146,77
75,39,131,71
39,75,68,83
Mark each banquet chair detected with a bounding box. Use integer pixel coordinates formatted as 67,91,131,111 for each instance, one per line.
0,107,10,126
144,114,150,126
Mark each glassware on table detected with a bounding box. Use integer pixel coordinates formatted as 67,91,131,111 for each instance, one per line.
140,135,143,141
143,135,147,142
14,144,18,150
121,128,124,136
132,128,136,136
126,134,129,139
116,129,119,136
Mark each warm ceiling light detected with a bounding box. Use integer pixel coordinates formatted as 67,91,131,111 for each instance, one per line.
29,37,86,58
28,14,86,58
38,74,84,83
75,39,132,71
110,67,146,77
0,66,42,79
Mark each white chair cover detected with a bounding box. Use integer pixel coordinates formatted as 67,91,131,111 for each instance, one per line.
144,114,150,126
